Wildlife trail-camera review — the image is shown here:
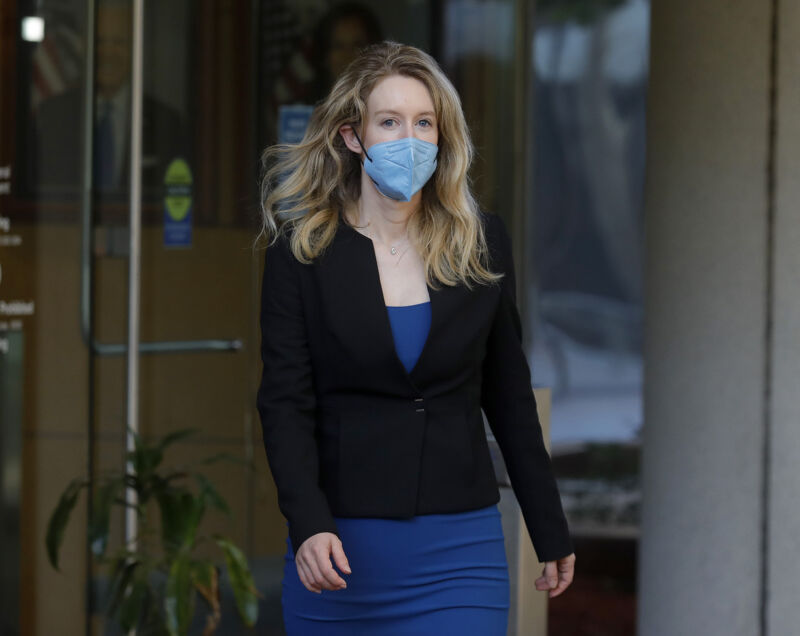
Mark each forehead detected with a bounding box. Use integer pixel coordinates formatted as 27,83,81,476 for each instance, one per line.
366,75,435,115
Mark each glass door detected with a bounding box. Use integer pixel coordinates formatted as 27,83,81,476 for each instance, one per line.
3,0,269,632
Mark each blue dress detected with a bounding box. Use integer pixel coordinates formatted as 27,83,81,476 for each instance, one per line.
281,301,510,635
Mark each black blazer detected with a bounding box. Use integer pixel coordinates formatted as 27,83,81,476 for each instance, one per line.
256,210,574,562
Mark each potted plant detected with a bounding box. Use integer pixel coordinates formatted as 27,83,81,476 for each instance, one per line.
46,426,262,635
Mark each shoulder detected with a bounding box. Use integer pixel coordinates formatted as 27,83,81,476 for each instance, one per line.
262,225,300,274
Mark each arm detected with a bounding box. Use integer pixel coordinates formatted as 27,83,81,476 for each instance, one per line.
256,230,339,555
479,211,574,563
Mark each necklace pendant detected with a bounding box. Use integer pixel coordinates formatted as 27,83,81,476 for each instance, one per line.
391,246,397,255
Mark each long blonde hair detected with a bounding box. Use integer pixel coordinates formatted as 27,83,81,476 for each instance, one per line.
255,40,502,290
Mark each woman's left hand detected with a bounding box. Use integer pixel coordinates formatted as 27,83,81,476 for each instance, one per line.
535,552,575,598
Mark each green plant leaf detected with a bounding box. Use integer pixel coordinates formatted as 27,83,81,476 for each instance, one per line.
214,535,260,627
194,473,231,516
104,555,139,618
157,489,205,554
165,549,196,636
45,477,87,571
118,576,148,632
191,561,219,612
125,425,168,481
136,445,164,481
89,480,124,558
192,560,215,593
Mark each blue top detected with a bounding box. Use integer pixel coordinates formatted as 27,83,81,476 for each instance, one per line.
385,301,432,372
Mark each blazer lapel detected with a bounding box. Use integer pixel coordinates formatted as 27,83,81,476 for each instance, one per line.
318,220,465,393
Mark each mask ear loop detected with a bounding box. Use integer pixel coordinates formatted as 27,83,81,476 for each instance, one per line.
351,128,373,163
351,126,390,198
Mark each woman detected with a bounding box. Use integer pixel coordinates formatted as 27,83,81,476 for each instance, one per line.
256,41,575,634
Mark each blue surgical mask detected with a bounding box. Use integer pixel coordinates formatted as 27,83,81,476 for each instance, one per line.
353,130,438,202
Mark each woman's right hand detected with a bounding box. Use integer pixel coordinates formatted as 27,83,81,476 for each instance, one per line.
295,532,352,593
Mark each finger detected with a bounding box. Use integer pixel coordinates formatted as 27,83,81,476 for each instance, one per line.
548,574,571,598
305,553,331,590
307,550,342,591
297,555,322,593
314,546,347,588
331,540,352,575
297,562,322,594
533,563,559,592
534,575,551,591
296,560,320,594
549,562,575,598
545,562,559,589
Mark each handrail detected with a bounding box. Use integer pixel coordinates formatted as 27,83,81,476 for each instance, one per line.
93,338,243,355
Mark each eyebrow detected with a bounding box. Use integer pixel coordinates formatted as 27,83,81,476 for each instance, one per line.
374,109,436,118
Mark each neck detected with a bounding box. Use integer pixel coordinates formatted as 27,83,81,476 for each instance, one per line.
349,171,420,245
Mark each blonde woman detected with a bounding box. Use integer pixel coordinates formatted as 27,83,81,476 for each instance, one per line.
256,40,575,634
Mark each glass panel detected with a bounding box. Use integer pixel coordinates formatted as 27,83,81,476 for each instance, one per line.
3,0,94,633
4,0,259,632
529,0,649,633
93,0,258,632
440,0,518,222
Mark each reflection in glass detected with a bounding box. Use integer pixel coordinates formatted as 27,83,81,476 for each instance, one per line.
258,0,430,149
528,1,649,633
23,0,188,204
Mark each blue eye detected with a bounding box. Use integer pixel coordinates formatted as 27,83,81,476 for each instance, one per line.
381,119,396,127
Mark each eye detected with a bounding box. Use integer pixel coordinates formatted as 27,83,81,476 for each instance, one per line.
418,119,433,128
380,118,397,128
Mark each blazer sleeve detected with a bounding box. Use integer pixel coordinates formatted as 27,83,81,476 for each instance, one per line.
256,231,340,555
479,211,575,563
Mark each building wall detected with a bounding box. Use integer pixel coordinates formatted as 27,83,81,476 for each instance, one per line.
768,1,800,633
639,0,800,633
